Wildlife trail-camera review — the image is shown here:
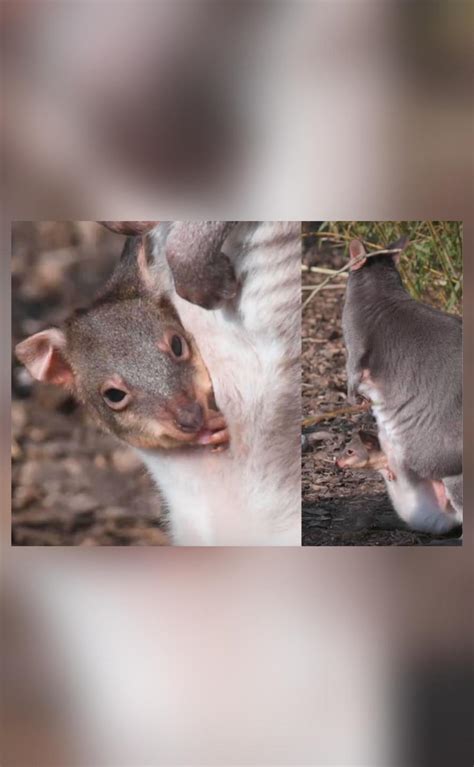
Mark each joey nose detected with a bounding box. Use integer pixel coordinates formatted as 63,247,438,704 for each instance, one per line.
174,402,204,433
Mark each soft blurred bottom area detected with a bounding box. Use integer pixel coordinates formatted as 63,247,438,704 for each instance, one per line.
1,550,471,767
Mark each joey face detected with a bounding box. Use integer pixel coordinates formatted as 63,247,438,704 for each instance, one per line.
68,296,216,448
335,439,370,470
16,233,230,451
16,294,219,450
335,430,382,470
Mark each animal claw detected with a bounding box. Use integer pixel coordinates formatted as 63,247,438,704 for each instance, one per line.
195,407,230,450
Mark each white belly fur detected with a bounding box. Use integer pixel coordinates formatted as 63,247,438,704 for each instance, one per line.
139,223,301,546
359,382,460,534
382,471,461,534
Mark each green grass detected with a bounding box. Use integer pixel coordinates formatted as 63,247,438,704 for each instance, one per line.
306,221,463,315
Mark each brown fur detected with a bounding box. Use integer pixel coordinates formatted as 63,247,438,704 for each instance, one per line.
16,235,226,451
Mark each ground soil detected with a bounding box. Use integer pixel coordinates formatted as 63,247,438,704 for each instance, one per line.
301,234,461,546
12,222,168,546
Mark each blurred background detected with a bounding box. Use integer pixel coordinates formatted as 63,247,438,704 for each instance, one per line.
11,222,167,546
302,222,463,546
2,1,473,766
2,1,473,219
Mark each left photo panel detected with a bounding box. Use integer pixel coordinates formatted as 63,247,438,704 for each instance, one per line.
12,222,302,546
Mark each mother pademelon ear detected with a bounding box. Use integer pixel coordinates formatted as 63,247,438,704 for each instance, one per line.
15,328,74,388
387,235,409,265
348,239,367,271
98,221,159,236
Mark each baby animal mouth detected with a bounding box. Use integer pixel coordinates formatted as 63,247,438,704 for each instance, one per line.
195,410,229,449
162,406,229,450
175,421,200,434
194,428,218,445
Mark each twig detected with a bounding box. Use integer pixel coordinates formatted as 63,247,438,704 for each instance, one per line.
317,285,346,291
302,265,348,276
302,402,369,428
302,284,345,290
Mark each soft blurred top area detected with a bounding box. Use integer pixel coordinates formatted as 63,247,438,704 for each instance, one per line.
3,1,473,220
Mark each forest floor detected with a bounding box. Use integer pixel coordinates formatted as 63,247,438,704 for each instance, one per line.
301,238,461,547
12,222,168,546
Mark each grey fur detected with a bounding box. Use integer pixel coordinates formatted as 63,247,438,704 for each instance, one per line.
165,221,238,308
444,474,463,511
342,241,462,517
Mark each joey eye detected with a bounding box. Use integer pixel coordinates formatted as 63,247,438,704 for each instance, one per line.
101,386,130,410
159,330,190,360
104,388,126,403
171,334,184,358
346,449,354,456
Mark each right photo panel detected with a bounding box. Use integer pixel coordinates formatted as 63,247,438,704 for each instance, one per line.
302,221,462,546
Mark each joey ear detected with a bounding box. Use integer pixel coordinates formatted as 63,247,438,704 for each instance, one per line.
117,235,156,291
357,430,380,452
98,221,159,236
15,329,74,387
348,240,367,270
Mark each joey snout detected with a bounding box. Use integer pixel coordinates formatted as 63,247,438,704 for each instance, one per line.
165,390,229,450
335,443,365,470
335,454,365,470
171,400,204,433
